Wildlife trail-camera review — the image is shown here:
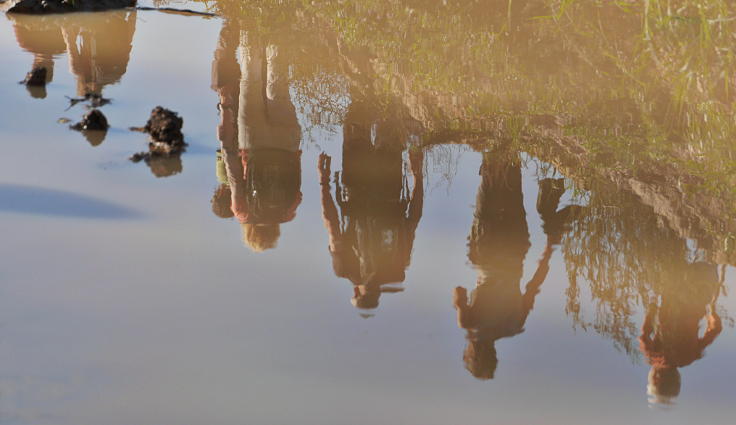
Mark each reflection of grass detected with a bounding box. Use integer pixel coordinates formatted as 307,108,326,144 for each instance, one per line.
293,0,736,202
201,0,736,219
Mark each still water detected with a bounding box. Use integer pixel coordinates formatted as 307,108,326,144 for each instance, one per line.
1,1,735,424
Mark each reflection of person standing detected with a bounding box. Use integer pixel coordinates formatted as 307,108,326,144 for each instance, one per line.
9,14,66,98
60,10,136,97
453,152,573,380
210,16,302,252
319,100,424,310
639,262,722,404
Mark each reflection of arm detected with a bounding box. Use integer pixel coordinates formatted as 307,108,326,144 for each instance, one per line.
699,312,722,350
453,286,473,330
639,304,657,355
521,244,553,318
213,18,245,218
407,150,424,227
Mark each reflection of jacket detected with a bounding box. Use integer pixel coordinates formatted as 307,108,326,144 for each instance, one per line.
328,106,421,287
230,148,302,224
11,15,66,60
640,262,722,368
61,10,136,95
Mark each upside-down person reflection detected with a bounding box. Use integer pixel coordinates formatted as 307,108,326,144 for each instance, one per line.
8,13,66,99
453,152,578,380
639,262,723,405
318,101,424,312
60,10,136,101
210,11,302,252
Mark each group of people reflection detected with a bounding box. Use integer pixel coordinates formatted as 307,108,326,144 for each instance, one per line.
206,13,725,401
9,6,727,406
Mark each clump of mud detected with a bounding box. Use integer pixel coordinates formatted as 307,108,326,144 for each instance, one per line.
144,106,184,145
69,109,109,146
22,66,46,86
71,109,109,131
130,107,187,175
7,0,135,14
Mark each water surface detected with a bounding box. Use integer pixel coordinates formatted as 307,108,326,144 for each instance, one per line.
1,1,735,424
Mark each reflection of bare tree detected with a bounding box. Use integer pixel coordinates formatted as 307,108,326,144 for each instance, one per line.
562,189,698,357
558,183,729,403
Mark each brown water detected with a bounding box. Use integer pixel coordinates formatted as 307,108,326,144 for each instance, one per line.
1,1,735,424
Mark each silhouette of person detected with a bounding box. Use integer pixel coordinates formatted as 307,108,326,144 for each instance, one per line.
639,262,722,404
318,99,424,311
210,12,302,252
8,13,66,98
453,152,576,380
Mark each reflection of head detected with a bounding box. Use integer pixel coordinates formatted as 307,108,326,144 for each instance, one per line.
351,286,381,310
241,223,280,252
647,366,681,405
464,339,498,380
61,11,137,97
211,184,234,218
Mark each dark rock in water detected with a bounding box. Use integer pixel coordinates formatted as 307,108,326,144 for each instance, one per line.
130,107,186,174
144,106,184,144
22,66,46,86
7,0,135,14
71,109,109,131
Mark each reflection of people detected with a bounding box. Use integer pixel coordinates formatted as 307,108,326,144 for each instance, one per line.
639,262,722,405
60,10,136,97
453,153,574,380
8,14,66,98
210,14,302,252
319,100,424,310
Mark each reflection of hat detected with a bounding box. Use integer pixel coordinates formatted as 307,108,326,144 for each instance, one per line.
349,285,403,310
464,338,498,380
647,366,680,406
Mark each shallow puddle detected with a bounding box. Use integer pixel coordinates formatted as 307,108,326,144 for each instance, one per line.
1,1,735,424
